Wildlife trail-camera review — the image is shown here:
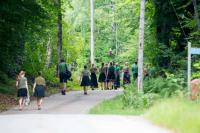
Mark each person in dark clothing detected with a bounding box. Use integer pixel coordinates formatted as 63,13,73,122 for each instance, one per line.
114,63,120,89
123,62,131,85
58,59,68,95
104,63,109,89
98,63,106,90
132,61,138,81
90,64,98,90
80,65,90,95
107,62,115,89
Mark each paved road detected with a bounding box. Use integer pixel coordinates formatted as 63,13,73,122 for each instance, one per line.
2,90,122,114
0,90,173,133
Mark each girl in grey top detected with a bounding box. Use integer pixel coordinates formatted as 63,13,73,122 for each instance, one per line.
16,71,29,111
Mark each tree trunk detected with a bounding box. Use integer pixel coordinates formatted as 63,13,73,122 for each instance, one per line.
90,0,95,65
193,0,200,30
57,0,62,65
137,0,145,92
111,1,118,56
45,36,51,68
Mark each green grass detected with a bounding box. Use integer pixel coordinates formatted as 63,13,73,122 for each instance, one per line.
90,95,145,115
145,98,200,133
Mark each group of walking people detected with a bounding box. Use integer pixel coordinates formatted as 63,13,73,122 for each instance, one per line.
15,59,139,110
80,61,139,95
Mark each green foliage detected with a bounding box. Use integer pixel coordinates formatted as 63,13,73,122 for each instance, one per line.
123,84,160,109
0,71,9,84
144,75,186,97
90,95,145,115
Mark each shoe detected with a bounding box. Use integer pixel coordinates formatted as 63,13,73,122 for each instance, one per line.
61,90,66,95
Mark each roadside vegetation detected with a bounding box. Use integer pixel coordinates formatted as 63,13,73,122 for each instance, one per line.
90,74,200,133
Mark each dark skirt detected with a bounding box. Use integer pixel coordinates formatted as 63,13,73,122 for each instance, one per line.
107,72,115,82
123,72,131,85
114,75,120,89
17,88,27,97
59,72,67,83
90,73,98,88
98,72,106,82
81,76,90,86
34,85,45,97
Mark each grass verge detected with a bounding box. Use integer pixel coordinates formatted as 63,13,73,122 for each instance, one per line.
145,98,200,133
90,95,145,115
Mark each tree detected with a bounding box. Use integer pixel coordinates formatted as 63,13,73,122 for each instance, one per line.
138,0,145,92
56,0,63,65
90,0,95,65
193,0,200,30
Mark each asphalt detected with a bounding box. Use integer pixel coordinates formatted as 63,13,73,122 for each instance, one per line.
0,90,173,133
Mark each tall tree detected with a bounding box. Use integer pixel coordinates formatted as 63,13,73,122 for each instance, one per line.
57,0,63,65
138,0,145,91
193,0,200,30
90,0,95,64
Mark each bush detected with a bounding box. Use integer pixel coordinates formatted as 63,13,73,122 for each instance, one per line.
122,84,160,109
0,71,9,84
144,75,186,97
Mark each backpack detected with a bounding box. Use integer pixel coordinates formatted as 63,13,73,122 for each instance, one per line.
65,64,72,79
66,69,72,79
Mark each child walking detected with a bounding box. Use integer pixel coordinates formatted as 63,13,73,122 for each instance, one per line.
33,71,46,110
80,65,90,95
16,71,29,111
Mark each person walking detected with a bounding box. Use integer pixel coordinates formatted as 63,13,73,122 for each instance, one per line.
132,61,138,81
80,65,90,95
114,63,120,89
104,63,109,89
16,71,29,111
90,64,98,90
58,59,68,95
33,71,46,110
107,62,115,89
123,62,131,85
98,63,106,90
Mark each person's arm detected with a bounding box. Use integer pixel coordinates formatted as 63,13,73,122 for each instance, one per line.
33,81,36,93
16,80,19,89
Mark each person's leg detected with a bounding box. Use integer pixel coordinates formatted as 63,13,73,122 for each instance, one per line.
38,98,43,110
63,82,67,93
19,97,23,110
83,86,87,95
109,81,111,89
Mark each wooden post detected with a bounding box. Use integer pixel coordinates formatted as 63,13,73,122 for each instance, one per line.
137,0,145,92
90,0,95,65
188,42,191,92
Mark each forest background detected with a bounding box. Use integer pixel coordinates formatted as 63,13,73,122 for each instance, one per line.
0,0,200,93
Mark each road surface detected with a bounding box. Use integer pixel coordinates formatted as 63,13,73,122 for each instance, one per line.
0,90,173,133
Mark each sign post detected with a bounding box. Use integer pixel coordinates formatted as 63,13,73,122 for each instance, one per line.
187,42,191,92
188,42,200,93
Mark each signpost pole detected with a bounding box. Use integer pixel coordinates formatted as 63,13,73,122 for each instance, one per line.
188,42,191,92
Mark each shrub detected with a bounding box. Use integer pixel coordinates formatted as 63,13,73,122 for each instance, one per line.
122,84,160,109
144,75,186,97
0,71,9,84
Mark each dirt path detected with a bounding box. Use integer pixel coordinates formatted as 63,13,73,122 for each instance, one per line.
0,90,173,133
